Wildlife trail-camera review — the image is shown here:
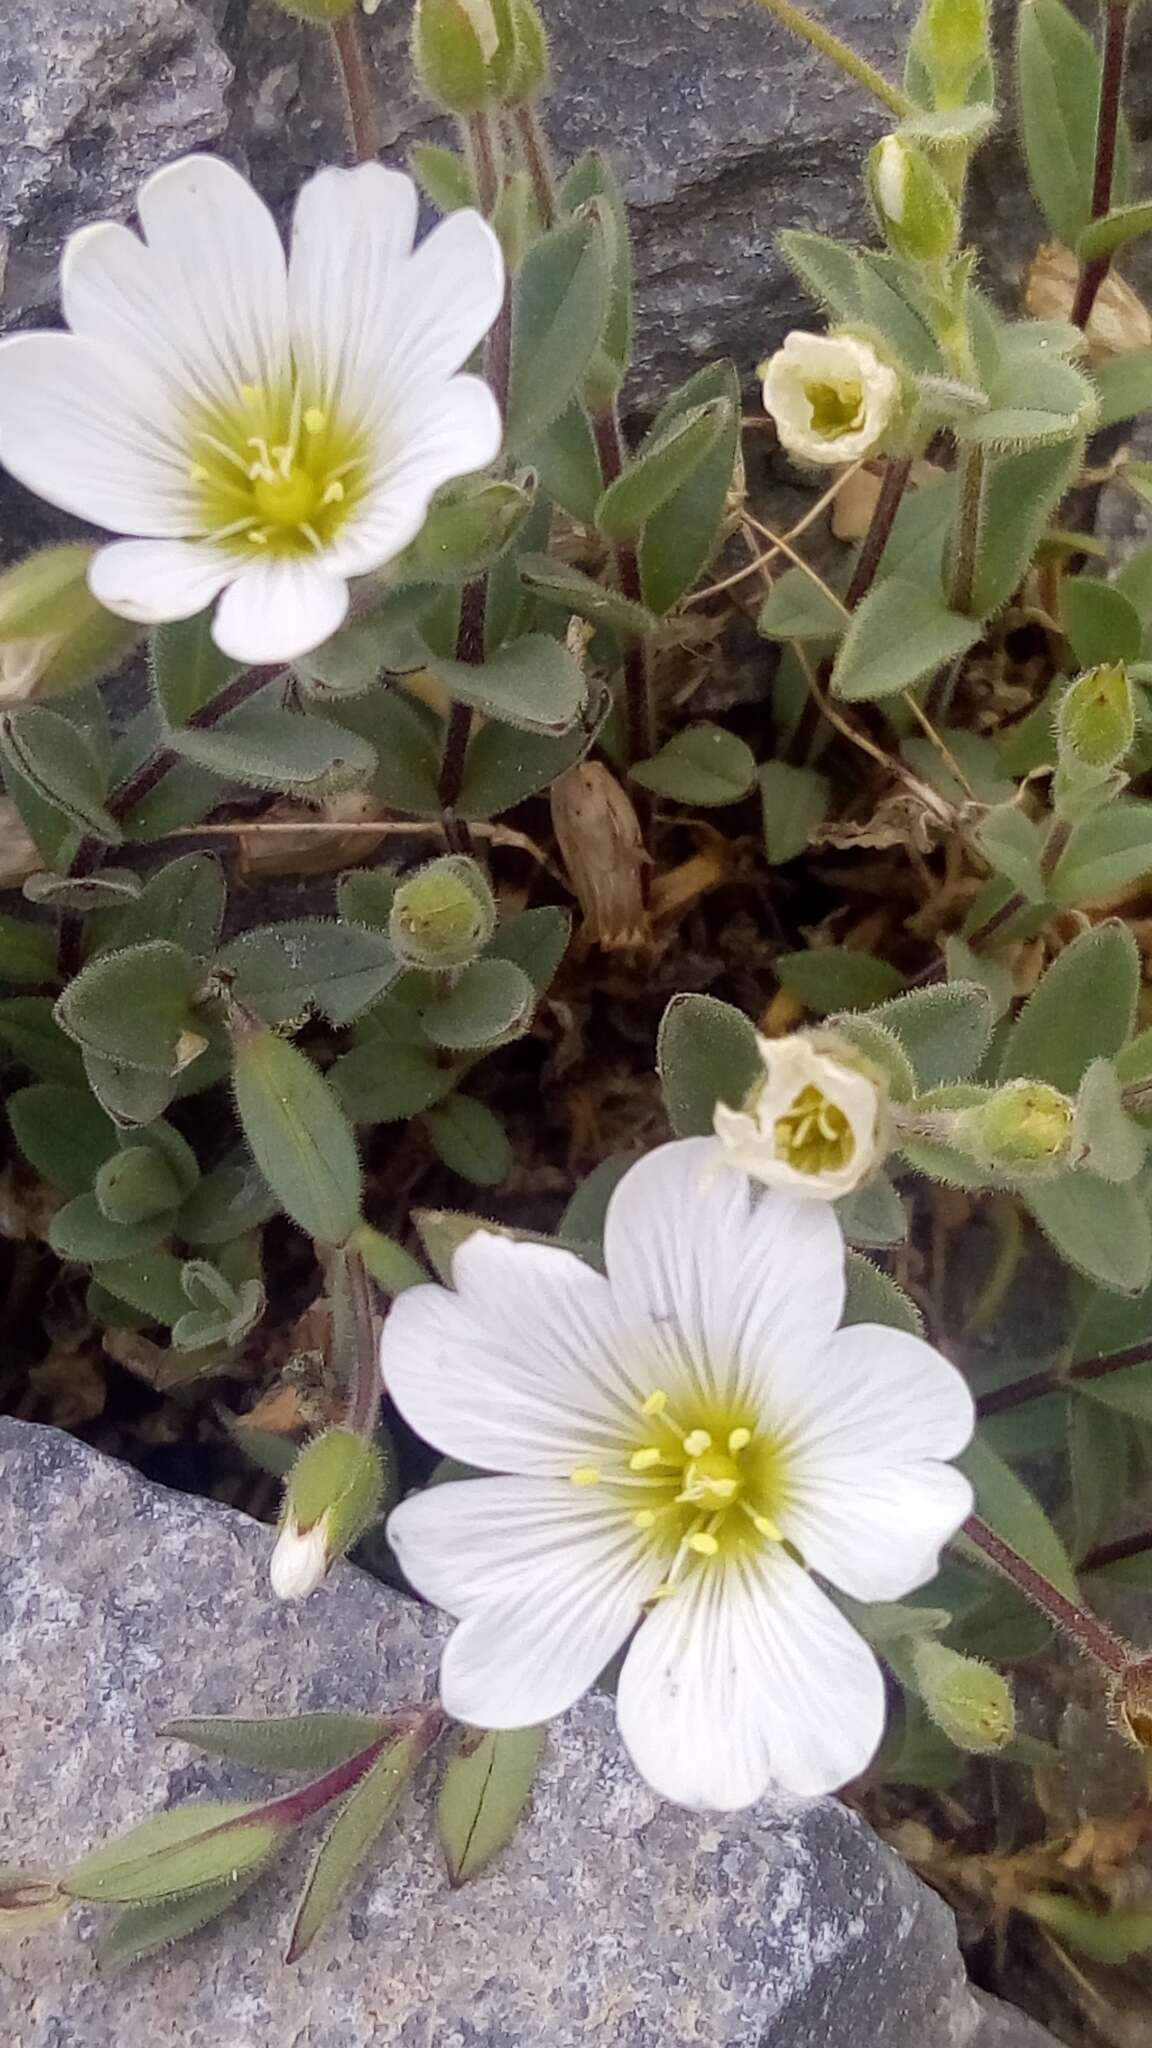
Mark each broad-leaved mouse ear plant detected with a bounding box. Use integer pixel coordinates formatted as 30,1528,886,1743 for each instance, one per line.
6,0,1152,1991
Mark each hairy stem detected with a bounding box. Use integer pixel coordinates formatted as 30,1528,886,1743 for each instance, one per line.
592,406,654,766
338,1248,384,1440
1082,1527,1152,1576
514,104,558,229
977,1334,1152,1419
844,457,913,612
107,665,285,826
1071,2,1131,331
962,1512,1131,1674
750,0,912,115
947,445,986,617
331,12,381,164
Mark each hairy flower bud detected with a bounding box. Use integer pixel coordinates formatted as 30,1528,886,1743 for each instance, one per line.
869,137,959,265
0,545,138,702
759,332,900,468
389,855,496,969
1057,663,1135,776
912,0,990,106
270,1428,384,1601
912,1639,1015,1754
953,1080,1074,1175
713,1032,886,1200
412,0,536,114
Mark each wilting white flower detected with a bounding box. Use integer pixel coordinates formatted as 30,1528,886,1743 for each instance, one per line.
0,156,505,665
269,1516,330,1602
713,1032,884,1201
382,1139,973,1811
760,331,899,466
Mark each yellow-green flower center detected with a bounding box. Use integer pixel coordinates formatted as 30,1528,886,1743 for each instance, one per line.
571,1386,795,1599
774,1084,854,1176
188,383,369,558
805,377,865,439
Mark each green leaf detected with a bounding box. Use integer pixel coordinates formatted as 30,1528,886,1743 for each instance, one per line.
630,724,756,807
759,760,830,864
102,853,226,962
868,983,994,1089
505,217,610,452
1078,200,1152,265
91,1250,193,1325
833,1013,918,1103
778,230,864,319
285,1727,426,1963
1049,799,1152,906
523,403,602,524
83,1051,181,1130
638,361,741,616
1071,1059,1147,1183
0,704,120,844
425,634,586,735
65,1802,281,1905
423,1095,512,1185
0,914,55,985
216,920,399,1029
1016,0,1130,245
959,1435,1079,1599
831,579,982,702
0,997,85,1083
8,1083,117,1196
1063,578,1143,670
842,1251,923,1336
836,1173,908,1250
97,1871,263,1968
597,400,731,542
1020,1893,1152,1966
971,440,1083,618
999,922,1138,1090
95,1146,183,1225
559,1152,634,1248
151,614,240,727
232,1026,362,1246
409,140,475,212
484,906,571,994
456,697,605,820
775,948,905,1014
1026,1174,1152,1294
171,708,375,792
561,150,633,383
975,806,1048,901
518,555,658,640
1094,349,1152,430
1069,1395,1132,1559
329,688,442,819
421,958,536,1051
438,1725,544,1886
162,1712,389,1774
55,941,202,1075
1077,1364,1152,1424
656,993,761,1137
757,569,847,643
348,1223,425,1294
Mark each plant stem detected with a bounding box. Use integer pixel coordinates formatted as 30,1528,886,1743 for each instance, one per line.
1082,1527,1152,1576
1071,2,1131,332
592,406,654,766
844,457,913,611
749,0,912,115
247,1706,444,1831
467,107,502,214
947,445,986,617
338,1248,383,1440
514,104,557,228
331,12,381,164
439,581,486,854
107,664,285,826
962,1512,1132,1674
977,1335,1152,1419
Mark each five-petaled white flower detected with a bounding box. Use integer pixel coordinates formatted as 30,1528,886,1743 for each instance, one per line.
713,1032,885,1200
0,156,505,665
760,331,899,467
382,1139,973,1811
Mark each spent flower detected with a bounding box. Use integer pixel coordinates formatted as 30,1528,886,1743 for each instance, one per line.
760,332,900,467
382,1139,973,1810
713,1032,885,1200
0,156,504,665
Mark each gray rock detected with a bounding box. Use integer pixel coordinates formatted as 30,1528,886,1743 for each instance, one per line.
0,1417,1058,2047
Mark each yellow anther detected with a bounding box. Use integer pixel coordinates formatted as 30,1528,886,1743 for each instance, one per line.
320,480,345,506
706,1476,739,1501
647,1582,678,1603
569,1467,600,1488
304,407,327,434
641,1390,668,1417
240,383,262,408
248,529,270,546
683,1429,712,1458
727,1427,752,1453
633,1508,658,1530
188,462,210,485
687,1531,720,1556
751,1512,784,1542
630,1447,664,1472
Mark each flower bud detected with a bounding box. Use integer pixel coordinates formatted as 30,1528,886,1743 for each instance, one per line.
911,1639,1015,1754
413,0,501,115
953,1080,1074,1175
1057,663,1135,776
270,1428,384,1601
501,0,550,102
713,1031,886,1200
0,1870,68,1937
869,137,959,265
389,855,496,969
0,545,138,702
912,0,990,107
759,332,900,468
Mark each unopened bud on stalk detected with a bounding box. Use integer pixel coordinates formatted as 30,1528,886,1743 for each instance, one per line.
0,546,138,702
389,855,496,970
912,1638,1015,1754
413,0,546,115
1057,663,1135,776
911,0,990,107
954,1080,1074,1175
270,1428,384,1600
869,137,959,265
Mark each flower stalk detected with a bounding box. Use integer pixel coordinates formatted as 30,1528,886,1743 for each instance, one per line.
961,1512,1131,1676
843,456,913,611
1071,1,1132,332
750,0,913,117
592,404,655,767
331,10,382,163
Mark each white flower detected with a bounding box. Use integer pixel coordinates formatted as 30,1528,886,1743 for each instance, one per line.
0,156,505,665
713,1032,884,1200
760,331,899,467
269,1516,330,1601
382,1138,973,1811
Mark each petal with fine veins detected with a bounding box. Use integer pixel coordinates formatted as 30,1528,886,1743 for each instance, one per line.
88,539,239,625
0,334,191,535
210,556,349,664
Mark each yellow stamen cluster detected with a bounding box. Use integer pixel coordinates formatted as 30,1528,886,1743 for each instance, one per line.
570,1386,792,1603
774,1084,854,1177
804,378,866,440
187,382,368,558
